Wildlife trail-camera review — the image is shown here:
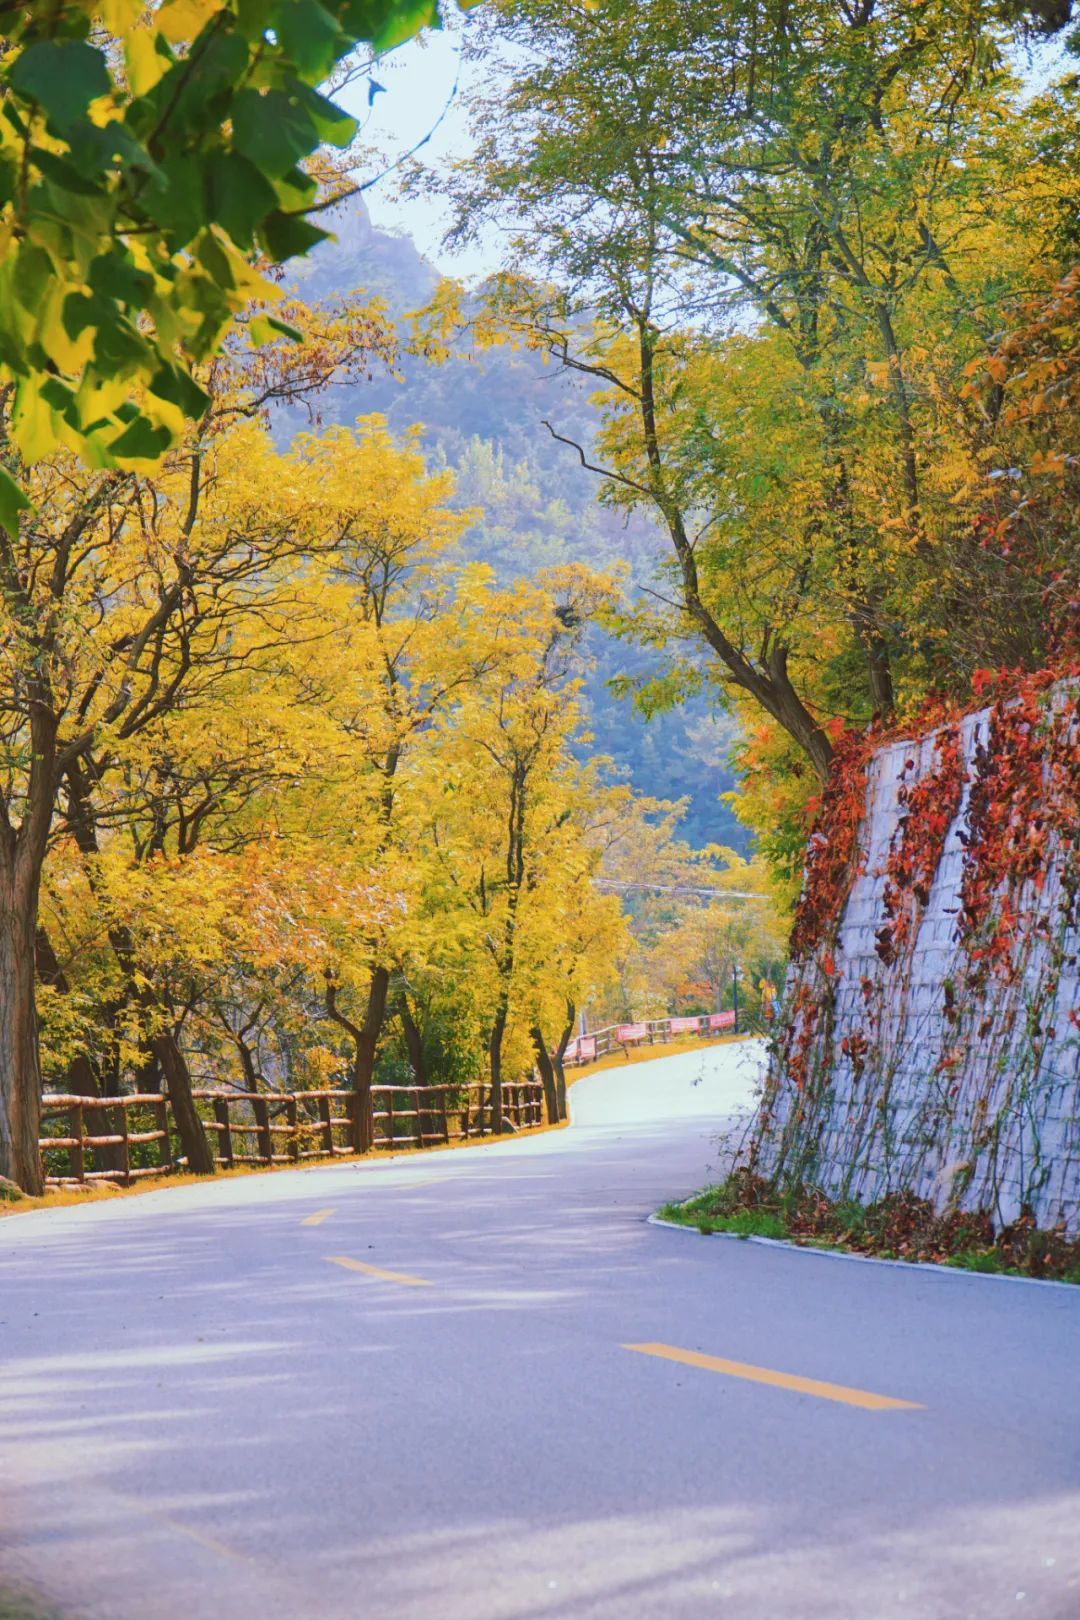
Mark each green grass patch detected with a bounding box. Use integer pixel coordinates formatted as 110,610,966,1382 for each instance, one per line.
660,1196,786,1240
658,1171,1080,1283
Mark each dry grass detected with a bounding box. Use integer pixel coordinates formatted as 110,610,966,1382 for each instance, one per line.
0,1161,284,1218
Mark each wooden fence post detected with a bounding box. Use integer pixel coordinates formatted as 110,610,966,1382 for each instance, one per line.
286,1095,300,1163
213,1097,233,1168
70,1101,85,1184
155,1097,174,1170
319,1095,334,1156
253,1095,273,1164
438,1088,450,1145
118,1100,131,1186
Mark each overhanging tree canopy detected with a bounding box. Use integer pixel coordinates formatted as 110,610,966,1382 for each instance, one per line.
0,0,475,526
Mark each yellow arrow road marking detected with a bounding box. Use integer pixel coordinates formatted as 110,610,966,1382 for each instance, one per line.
327,1256,432,1287
625,1342,923,1411
300,1208,335,1227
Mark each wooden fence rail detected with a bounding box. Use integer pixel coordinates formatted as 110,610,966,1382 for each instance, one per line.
38,1081,545,1188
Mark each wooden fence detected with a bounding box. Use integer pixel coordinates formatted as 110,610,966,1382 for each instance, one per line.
38,1081,544,1188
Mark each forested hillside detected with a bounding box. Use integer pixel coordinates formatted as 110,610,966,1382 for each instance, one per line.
284,197,747,850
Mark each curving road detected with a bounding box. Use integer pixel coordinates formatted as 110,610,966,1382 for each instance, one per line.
1,1041,1079,1620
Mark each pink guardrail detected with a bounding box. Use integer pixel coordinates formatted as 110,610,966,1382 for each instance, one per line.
558,1010,740,1066
616,1022,649,1044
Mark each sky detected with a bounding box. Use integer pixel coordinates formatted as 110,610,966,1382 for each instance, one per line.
336,14,494,281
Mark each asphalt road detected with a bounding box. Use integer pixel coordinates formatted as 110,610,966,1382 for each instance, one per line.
2,1040,1079,1620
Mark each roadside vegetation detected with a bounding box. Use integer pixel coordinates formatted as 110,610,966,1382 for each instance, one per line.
660,1173,1080,1284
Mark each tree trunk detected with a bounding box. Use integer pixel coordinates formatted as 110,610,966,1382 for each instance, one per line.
632,317,835,784
0,900,45,1195
398,996,427,1086
488,1000,508,1134
324,969,390,1155
356,966,390,1096
350,1055,375,1153
232,1031,261,1094
864,626,896,718
530,1026,560,1125
152,1029,214,1175
554,1004,575,1122
0,694,58,1194
354,965,390,1149
131,1049,163,1094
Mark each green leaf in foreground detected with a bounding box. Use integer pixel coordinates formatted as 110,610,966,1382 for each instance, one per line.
0,467,31,537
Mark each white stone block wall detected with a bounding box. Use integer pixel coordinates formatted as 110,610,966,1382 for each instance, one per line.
753,687,1080,1235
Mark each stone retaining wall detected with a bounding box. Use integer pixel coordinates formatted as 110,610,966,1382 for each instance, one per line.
752,685,1080,1234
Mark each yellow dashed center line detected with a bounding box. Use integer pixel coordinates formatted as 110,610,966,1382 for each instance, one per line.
625,1342,924,1411
300,1208,335,1227
327,1255,432,1287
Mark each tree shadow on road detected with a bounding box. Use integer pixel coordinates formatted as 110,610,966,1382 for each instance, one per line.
2,1107,1080,1620
0,1589,66,1620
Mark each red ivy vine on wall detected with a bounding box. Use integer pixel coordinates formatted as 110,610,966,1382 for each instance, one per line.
772,669,1078,1135
789,730,870,962
876,725,966,967
957,671,1080,982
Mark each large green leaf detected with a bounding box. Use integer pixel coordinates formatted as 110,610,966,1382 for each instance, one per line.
108,417,173,460
8,41,110,131
205,151,280,247
371,0,440,51
277,0,345,78
12,246,54,315
287,79,358,148
0,465,31,537
149,364,212,419
88,253,154,309
65,120,159,184
232,88,318,179
259,209,331,262
143,154,207,244
152,29,249,139
34,149,103,197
